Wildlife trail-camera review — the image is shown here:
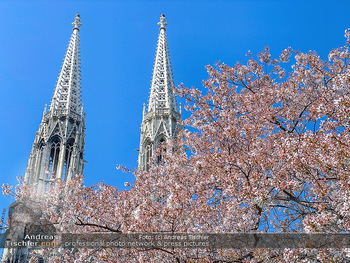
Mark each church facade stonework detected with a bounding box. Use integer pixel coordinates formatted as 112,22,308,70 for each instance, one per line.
24,14,86,193
138,14,181,171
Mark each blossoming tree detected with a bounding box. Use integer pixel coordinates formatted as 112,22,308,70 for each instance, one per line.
5,30,350,262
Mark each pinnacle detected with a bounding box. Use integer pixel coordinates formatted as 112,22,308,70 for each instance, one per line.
72,14,82,31
158,13,168,31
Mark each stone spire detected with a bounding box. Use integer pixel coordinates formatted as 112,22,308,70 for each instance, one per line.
138,14,181,171
23,14,86,192
2,15,87,263
49,14,82,117
147,14,177,113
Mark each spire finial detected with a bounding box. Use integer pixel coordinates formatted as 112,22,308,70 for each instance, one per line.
72,14,82,31
157,14,167,31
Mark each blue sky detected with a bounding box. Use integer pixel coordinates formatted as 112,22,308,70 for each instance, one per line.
1,0,350,218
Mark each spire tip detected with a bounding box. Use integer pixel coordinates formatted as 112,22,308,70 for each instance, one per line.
72,14,82,31
158,13,167,31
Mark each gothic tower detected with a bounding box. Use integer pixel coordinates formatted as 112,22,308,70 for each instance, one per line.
24,14,85,192
138,14,181,171
1,14,85,263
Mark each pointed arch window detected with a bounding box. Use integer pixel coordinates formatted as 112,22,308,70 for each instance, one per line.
62,140,74,181
48,138,61,175
144,139,152,172
156,137,166,164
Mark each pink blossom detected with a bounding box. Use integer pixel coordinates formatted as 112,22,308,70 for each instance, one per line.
1,183,12,196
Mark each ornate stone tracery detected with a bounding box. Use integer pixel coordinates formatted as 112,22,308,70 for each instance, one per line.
138,14,181,171
23,14,86,193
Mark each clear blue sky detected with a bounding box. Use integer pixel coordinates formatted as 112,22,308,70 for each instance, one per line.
1,0,350,216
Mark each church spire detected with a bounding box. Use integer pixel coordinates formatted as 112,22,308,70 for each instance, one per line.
50,14,83,117
3,15,87,263
138,14,181,171
148,14,177,113
23,14,86,192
